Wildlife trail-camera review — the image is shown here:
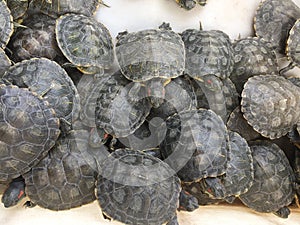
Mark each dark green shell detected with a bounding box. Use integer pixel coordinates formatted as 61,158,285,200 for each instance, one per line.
23,130,98,210
0,84,60,183
239,140,295,217
181,28,234,80
287,18,300,66
0,0,13,48
160,108,229,182
96,149,180,224
56,13,114,75
241,75,300,139
254,0,300,54
3,58,80,132
5,0,28,21
231,37,279,94
116,24,185,82
95,71,151,138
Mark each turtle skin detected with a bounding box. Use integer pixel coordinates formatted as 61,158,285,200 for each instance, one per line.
95,71,151,138
8,13,64,63
0,0,13,48
160,108,229,182
96,148,180,225
0,84,60,183
181,28,234,80
175,0,207,10
22,129,99,210
231,37,279,94
241,74,300,139
56,13,114,75
239,140,295,218
28,0,102,18
254,0,300,54
3,58,80,133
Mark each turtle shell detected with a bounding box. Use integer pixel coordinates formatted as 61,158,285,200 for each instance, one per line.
28,0,101,17
5,0,28,21
231,37,279,94
56,13,114,75
95,71,151,138
23,129,99,210
8,13,64,63
239,140,295,217
116,23,185,82
254,0,300,54
0,47,11,76
241,74,300,139
2,58,80,132
181,28,234,80
0,84,60,183
0,0,13,48
286,18,300,66
160,108,229,182
96,148,180,224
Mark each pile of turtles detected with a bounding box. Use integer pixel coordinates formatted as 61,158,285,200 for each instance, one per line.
1,0,300,224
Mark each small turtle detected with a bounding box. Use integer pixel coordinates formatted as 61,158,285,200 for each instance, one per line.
0,84,60,183
160,108,229,182
0,47,11,76
95,70,152,138
241,74,300,139
8,13,64,63
254,0,300,54
2,58,80,133
5,0,29,21
56,13,114,75
239,140,295,218
231,37,279,94
2,129,102,210
0,0,13,48
175,0,207,10
96,148,181,225
115,22,185,107
197,131,254,203
28,0,103,18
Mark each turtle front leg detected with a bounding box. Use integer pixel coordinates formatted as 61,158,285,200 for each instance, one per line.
273,206,290,218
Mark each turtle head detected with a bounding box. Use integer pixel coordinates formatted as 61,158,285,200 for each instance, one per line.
200,177,226,199
116,31,129,41
2,177,26,208
145,78,170,108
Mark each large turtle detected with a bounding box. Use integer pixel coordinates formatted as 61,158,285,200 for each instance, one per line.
96,148,181,225
56,13,114,75
2,58,80,133
2,129,103,210
0,0,13,49
115,22,185,108
254,0,300,54
95,70,152,138
239,140,295,218
241,74,300,139
0,84,60,183
160,108,229,182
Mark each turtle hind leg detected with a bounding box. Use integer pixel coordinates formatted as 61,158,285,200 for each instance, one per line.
178,190,199,212
166,214,179,225
273,206,290,218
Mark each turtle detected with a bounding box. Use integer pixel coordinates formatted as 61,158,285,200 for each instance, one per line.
55,13,114,75
230,37,279,94
96,148,181,225
7,13,64,63
4,0,29,21
239,140,296,218
2,129,104,210
175,0,207,10
0,0,13,49
0,47,11,76
0,84,60,183
160,108,229,182
95,70,152,138
28,0,103,18
2,58,80,133
195,131,254,203
226,106,262,142
241,74,300,139
254,0,300,54
115,22,185,108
